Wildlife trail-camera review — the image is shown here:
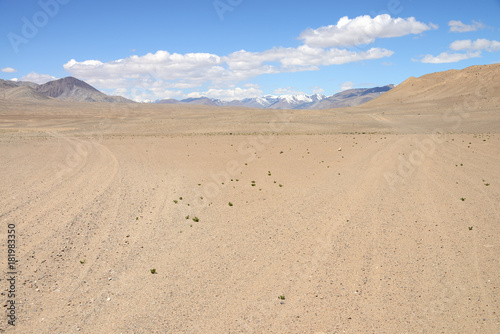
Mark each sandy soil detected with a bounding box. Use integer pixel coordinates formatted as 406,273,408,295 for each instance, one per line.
0,71,499,333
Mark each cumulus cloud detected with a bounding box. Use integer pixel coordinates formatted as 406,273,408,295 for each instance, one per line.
64,47,393,101
226,46,393,71
416,38,500,64
65,47,393,86
312,86,324,94
299,14,437,48
1,67,17,73
64,51,224,86
121,88,183,103
450,38,500,52
186,85,263,101
62,14,447,101
340,81,355,91
448,20,485,33
20,72,57,84
417,51,481,64
273,87,305,95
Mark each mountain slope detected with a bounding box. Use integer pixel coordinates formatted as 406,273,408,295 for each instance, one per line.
156,87,391,110
267,93,326,109
180,97,222,106
225,96,280,108
35,77,134,103
312,85,394,109
362,64,500,110
0,79,39,91
1,86,52,101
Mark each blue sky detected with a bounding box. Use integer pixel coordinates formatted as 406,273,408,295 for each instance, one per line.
1,0,499,101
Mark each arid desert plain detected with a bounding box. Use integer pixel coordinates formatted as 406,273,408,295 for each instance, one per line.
1,64,499,333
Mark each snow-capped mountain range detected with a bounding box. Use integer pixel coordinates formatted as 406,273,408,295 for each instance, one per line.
0,76,393,109
156,85,394,109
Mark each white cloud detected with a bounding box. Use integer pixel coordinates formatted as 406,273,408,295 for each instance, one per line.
131,89,184,103
65,47,392,87
450,38,500,52
312,86,324,94
416,38,500,64
64,47,393,101
448,20,485,33
340,81,355,91
417,51,481,64
273,87,305,95
225,46,393,71
186,85,263,101
1,67,17,73
20,72,57,84
64,51,224,86
299,14,436,48
63,14,430,101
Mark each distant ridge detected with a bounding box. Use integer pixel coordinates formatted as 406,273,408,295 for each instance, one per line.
0,77,134,103
0,79,38,90
35,77,134,103
310,85,394,109
156,86,394,109
35,76,100,97
2,86,52,101
3,64,497,109
362,63,500,110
